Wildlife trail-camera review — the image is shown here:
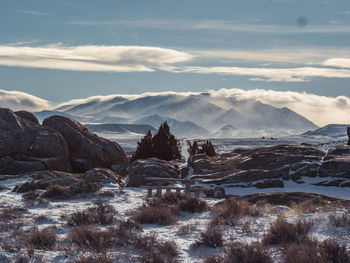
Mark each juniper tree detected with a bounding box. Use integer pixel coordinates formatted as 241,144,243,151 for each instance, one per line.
131,130,154,161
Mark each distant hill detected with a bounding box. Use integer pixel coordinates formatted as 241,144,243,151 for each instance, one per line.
85,123,156,135
303,124,350,138
133,114,209,137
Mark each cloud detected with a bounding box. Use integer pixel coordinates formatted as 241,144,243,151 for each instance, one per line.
322,58,350,69
0,89,50,112
209,88,350,126
69,19,350,34
0,44,192,72
1,44,350,82
181,66,350,82
15,10,53,17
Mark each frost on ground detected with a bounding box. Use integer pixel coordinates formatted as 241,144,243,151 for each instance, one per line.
0,175,350,262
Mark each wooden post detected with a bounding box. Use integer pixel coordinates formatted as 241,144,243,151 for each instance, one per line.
156,182,162,198
176,188,181,195
185,183,191,196
194,190,200,198
147,187,152,198
166,188,171,195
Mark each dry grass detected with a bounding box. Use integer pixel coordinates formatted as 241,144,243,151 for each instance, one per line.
329,212,350,229
193,224,223,248
282,238,350,263
132,201,178,225
69,227,116,253
211,198,261,226
263,217,313,245
25,227,56,250
223,242,273,263
73,255,112,263
177,222,198,235
135,233,179,263
290,198,328,215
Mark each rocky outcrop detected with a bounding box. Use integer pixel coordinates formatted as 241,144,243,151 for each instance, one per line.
127,158,180,187
187,144,328,187
14,168,123,193
43,115,128,173
14,111,40,125
0,109,72,174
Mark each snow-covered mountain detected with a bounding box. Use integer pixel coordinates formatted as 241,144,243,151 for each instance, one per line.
51,92,317,137
303,124,350,138
134,114,209,137
85,123,156,134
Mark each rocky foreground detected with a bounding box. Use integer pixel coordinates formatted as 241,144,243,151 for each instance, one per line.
1,108,350,262
1,108,350,194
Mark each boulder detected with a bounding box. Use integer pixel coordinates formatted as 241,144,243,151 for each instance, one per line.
13,168,120,194
14,171,80,193
319,157,350,178
127,158,180,187
82,168,123,185
187,144,326,188
14,111,39,125
43,115,128,172
0,108,72,174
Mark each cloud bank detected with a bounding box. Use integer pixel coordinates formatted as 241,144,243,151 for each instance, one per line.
0,89,50,112
56,88,350,127
0,44,350,82
209,88,350,126
0,45,192,72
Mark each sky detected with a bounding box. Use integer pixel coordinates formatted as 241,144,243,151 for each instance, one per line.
0,0,350,124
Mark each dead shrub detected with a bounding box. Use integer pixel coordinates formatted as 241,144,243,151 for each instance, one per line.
25,227,56,250
178,195,208,213
69,181,101,195
263,218,313,245
223,242,272,263
99,190,115,197
114,219,143,246
177,222,198,235
291,198,327,214
69,227,115,253
135,233,179,262
43,184,70,199
67,202,117,226
73,255,112,263
22,190,39,201
194,224,223,248
211,198,261,226
35,214,49,222
133,202,177,225
320,239,350,263
203,255,224,263
329,212,350,229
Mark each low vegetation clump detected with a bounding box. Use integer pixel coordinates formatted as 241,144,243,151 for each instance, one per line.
159,192,209,213
25,227,56,250
135,233,179,263
73,255,113,263
42,184,70,199
194,224,223,248
329,212,350,229
283,238,350,263
69,227,116,253
176,222,198,235
263,217,313,245
223,242,273,263
132,202,178,225
211,198,261,226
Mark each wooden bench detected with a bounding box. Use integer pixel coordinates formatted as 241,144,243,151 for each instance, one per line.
143,177,206,198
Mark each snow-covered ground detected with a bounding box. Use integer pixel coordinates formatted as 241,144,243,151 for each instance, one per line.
0,175,350,262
